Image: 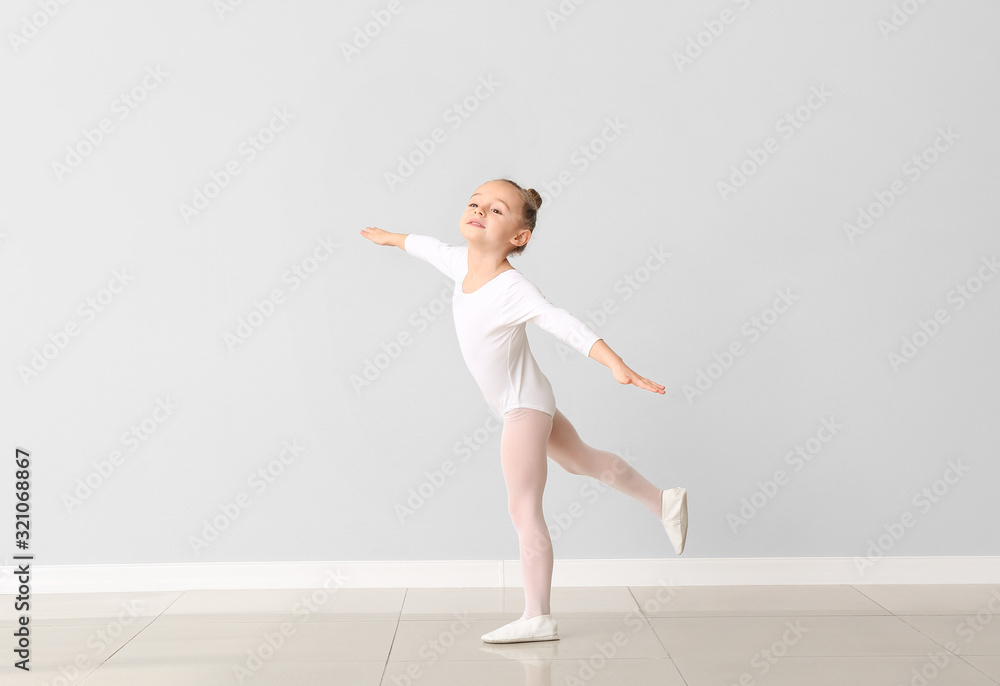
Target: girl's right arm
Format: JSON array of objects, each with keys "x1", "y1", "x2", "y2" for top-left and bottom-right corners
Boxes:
[
  {"x1": 360, "y1": 226, "x2": 407, "y2": 250},
  {"x1": 368, "y1": 230, "x2": 466, "y2": 282}
]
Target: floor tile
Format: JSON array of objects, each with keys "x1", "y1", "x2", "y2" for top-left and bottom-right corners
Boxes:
[
  {"x1": 630, "y1": 583, "x2": 889, "y2": 616},
  {"x1": 381, "y1": 657, "x2": 685, "y2": 685},
  {"x1": 0, "y1": 591, "x2": 180, "y2": 625},
  {"x1": 5, "y1": 621, "x2": 150, "y2": 669},
  {"x1": 854, "y1": 584, "x2": 1000, "y2": 614},
  {"x1": 75, "y1": 661, "x2": 386, "y2": 685},
  {"x1": 398, "y1": 586, "x2": 509, "y2": 619},
  {"x1": 159, "y1": 587, "x2": 404, "y2": 622},
  {"x1": 964, "y1": 655, "x2": 1000, "y2": 681},
  {"x1": 899, "y1": 614, "x2": 1000, "y2": 655},
  {"x1": 401, "y1": 585, "x2": 639, "y2": 618},
  {"x1": 103, "y1": 619, "x2": 396, "y2": 664},
  {"x1": 0, "y1": 665, "x2": 99, "y2": 686},
  {"x1": 671, "y1": 654, "x2": 999, "y2": 686},
  {"x1": 650, "y1": 615, "x2": 951, "y2": 657}
]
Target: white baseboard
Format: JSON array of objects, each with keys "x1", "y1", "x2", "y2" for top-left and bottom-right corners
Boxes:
[{"x1": 1, "y1": 557, "x2": 998, "y2": 594}]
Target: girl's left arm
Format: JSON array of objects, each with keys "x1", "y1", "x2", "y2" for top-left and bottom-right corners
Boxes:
[
  {"x1": 588, "y1": 339, "x2": 665, "y2": 395},
  {"x1": 508, "y1": 279, "x2": 665, "y2": 395}
]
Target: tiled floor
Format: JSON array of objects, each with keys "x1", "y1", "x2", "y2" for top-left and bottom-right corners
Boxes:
[{"x1": 1, "y1": 584, "x2": 998, "y2": 685}]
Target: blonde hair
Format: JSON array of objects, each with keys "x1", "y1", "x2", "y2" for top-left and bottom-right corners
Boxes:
[{"x1": 494, "y1": 178, "x2": 542, "y2": 257}]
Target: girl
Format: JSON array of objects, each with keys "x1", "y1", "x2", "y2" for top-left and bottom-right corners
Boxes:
[{"x1": 360, "y1": 178, "x2": 687, "y2": 644}]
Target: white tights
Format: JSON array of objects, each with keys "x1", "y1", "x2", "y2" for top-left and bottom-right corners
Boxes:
[{"x1": 499, "y1": 406, "x2": 664, "y2": 620}]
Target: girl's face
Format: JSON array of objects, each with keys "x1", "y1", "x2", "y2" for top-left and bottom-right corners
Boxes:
[{"x1": 459, "y1": 181, "x2": 528, "y2": 255}]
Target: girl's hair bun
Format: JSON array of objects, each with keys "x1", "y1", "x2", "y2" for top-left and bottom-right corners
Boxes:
[{"x1": 526, "y1": 188, "x2": 542, "y2": 210}]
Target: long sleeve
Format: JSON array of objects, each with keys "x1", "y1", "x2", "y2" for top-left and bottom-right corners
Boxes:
[
  {"x1": 504, "y1": 278, "x2": 601, "y2": 358},
  {"x1": 403, "y1": 234, "x2": 467, "y2": 282}
]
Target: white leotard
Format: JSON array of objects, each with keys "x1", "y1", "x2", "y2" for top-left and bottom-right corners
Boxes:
[{"x1": 404, "y1": 233, "x2": 601, "y2": 420}]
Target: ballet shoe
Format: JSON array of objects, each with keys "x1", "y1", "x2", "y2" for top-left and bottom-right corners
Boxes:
[
  {"x1": 660, "y1": 487, "x2": 688, "y2": 555},
  {"x1": 481, "y1": 614, "x2": 560, "y2": 643}
]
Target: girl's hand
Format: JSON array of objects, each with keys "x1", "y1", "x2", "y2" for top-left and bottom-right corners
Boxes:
[
  {"x1": 612, "y1": 362, "x2": 666, "y2": 394},
  {"x1": 360, "y1": 226, "x2": 394, "y2": 246}
]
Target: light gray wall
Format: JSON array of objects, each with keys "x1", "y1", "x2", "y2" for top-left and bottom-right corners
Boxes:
[{"x1": 1, "y1": 0, "x2": 997, "y2": 568}]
